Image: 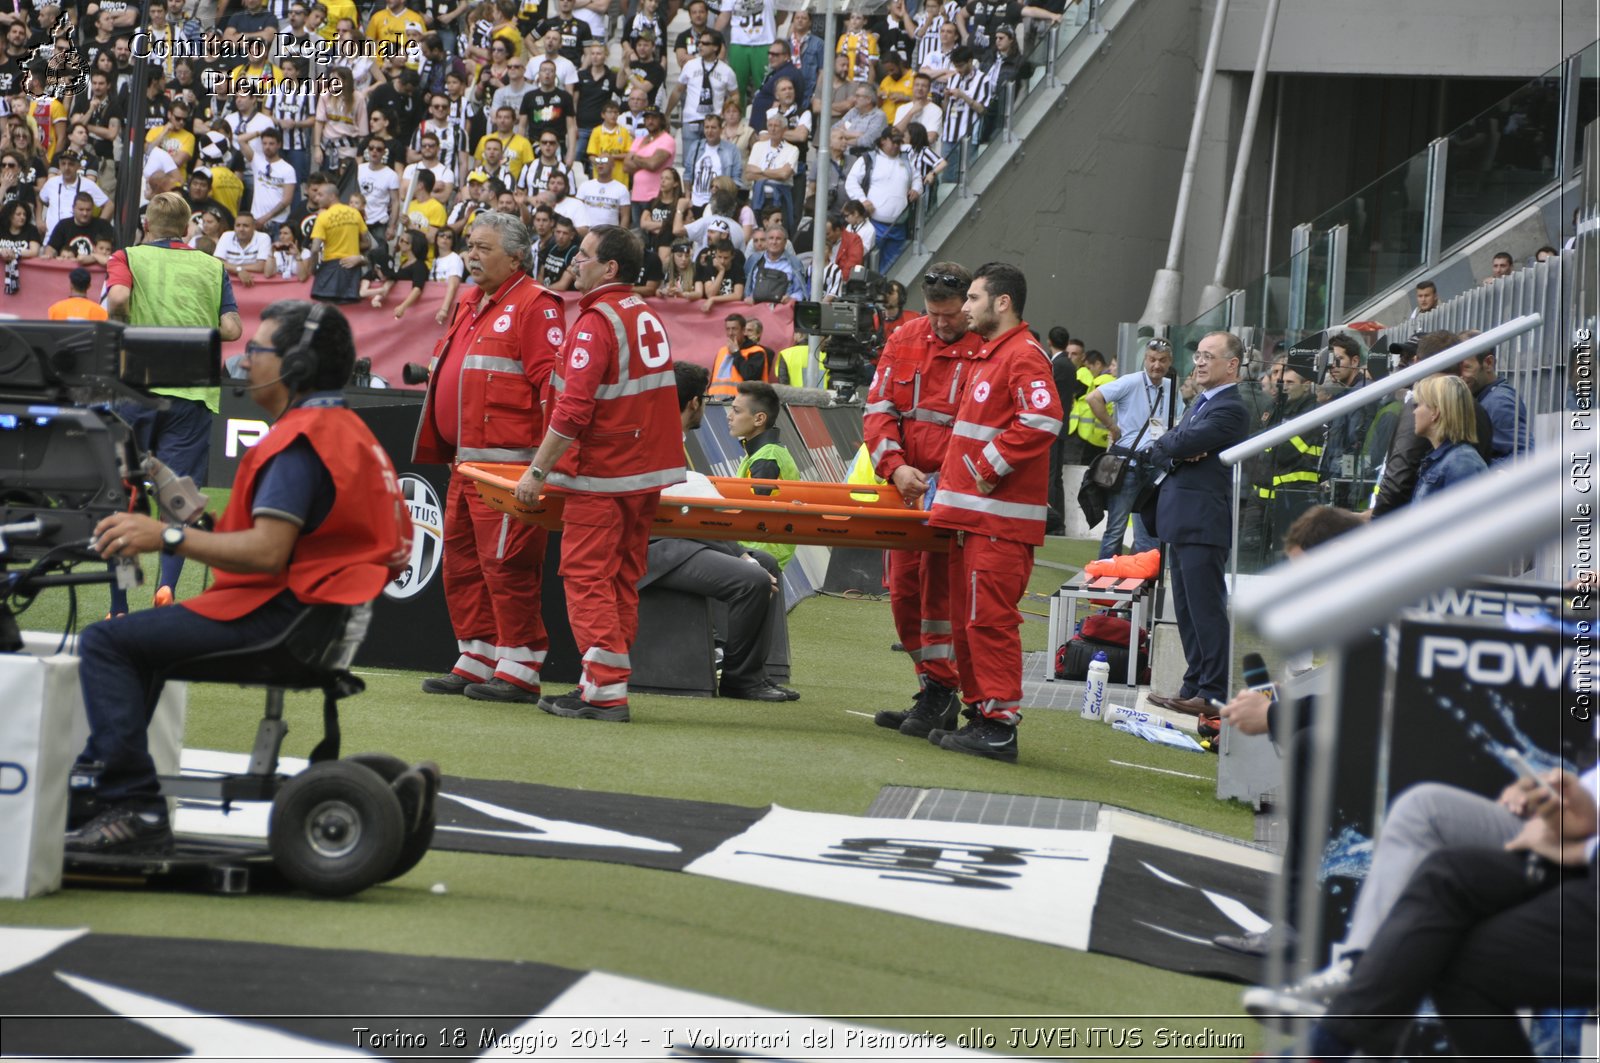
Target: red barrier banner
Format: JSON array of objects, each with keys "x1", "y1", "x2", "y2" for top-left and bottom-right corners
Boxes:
[{"x1": 16, "y1": 258, "x2": 796, "y2": 387}]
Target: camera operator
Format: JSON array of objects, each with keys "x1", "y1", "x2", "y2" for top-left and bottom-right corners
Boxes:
[
  {"x1": 66, "y1": 301, "x2": 412, "y2": 855},
  {"x1": 103, "y1": 192, "x2": 243, "y2": 614},
  {"x1": 867, "y1": 261, "x2": 980, "y2": 741}
]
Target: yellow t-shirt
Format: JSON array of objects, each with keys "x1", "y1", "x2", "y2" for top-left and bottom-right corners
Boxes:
[
  {"x1": 228, "y1": 61, "x2": 283, "y2": 89},
  {"x1": 836, "y1": 30, "x2": 878, "y2": 81},
  {"x1": 146, "y1": 125, "x2": 197, "y2": 182},
  {"x1": 491, "y1": 22, "x2": 525, "y2": 59},
  {"x1": 878, "y1": 70, "x2": 914, "y2": 123},
  {"x1": 476, "y1": 133, "x2": 534, "y2": 180},
  {"x1": 585, "y1": 125, "x2": 633, "y2": 186},
  {"x1": 403, "y1": 197, "x2": 448, "y2": 262},
  {"x1": 310, "y1": 201, "x2": 367, "y2": 260},
  {"x1": 207, "y1": 165, "x2": 244, "y2": 214},
  {"x1": 366, "y1": 6, "x2": 426, "y2": 52},
  {"x1": 319, "y1": 0, "x2": 359, "y2": 37}
]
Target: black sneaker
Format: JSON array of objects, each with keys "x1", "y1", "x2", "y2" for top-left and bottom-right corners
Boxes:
[
  {"x1": 538, "y1": 691, "x2": 631, "y2": 722},
  {"x1": 939, "y1": 715, "x2": 1019, "y2": 762},
  {"x1": 421, "y1": 673, "x2": 473, "y2": 695},
  {"x1": 874, "y1": 688, "x2": 923, "y2": 730},
  {"x1": 463, "y1": 677, "x2": 539, "y2": 703},
  {"x1": 898, "y1": 681, "x2": 959, "y2": 738},
  {"x1": 925, "y1": 700, "x2": 975, "y2": 746},
  {"x1": 65, "y1": 805, "x2": 174, "y2": 855}
]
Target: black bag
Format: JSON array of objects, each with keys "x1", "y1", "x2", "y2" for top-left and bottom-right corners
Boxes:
[
  {"x1": 750, "y1": 265, "x2": 790, "y2": 304},
  {"x1": 1085, "y1": 419, "x2": 1153, "y2": 491}
]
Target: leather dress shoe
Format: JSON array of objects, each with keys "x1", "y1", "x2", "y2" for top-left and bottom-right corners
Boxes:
[
  {"x1": 721, "y1": 680, "x2": 796, "y2": 702},
  {"x1": 1164, "y1": 695, "x2": 1213, "y2": 716},
  {"x1": 1145, "y1": 691, "x2": 1183, "y2": 710}
]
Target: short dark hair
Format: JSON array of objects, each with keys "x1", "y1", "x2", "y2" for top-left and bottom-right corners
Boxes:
[
  {"x1": 972, "y1": 261, "x2": 1026, "y2": 315},
  {"x1": 1416, "y1": 279, "x2": 1437, "y2": 293},
  {"x1": 675, "y1": 360, "x2": 710, "y2": 411},
  {"x1": 1283, "y1": 505, "x2": 1364, "y2": 554},
  {"x1": 920, "y1": 260, "x2": 970, "y2": 302},
  {"x1": 1492, "y1": 250, "x2": 1513, "y2": 265},
  {"x1": 1327, "y1": 333, "x2": 1362, "y2": 361},
  {"x1": 259, "y1": 299, "x2": 356, "y2": 391},
  {"x1": 1414, "y1": 329, "x2": 1458, "y2": 360},
  {"x1": 736, "y1": 379, "x2": 779, "y2": 428},
  {"x1": 415, "y1": 168, "x2": 436, "y2": 191},
  {"x1": 700, "y1": 28, "x2": 723, "y2": 47},
  {"x1": 951, "y1": 45, "x2": 975, "y2": 65},
  {"x1": 1048, "y1": 326, "x2": 1070, "y2": 348},
  {"x1": 589, "y1": 224, "x2": 642, "y2": 284},
  {"x1": 724, "y1": 312, "x2": 747, "y2": 327},
  {"x1": 553, "y1": 212, "x2": 576, "y2": 232},
  {"x1": 259, "y1": 126, "x2": 282, "y2": 142},
  {"x1": 1086, "y1": 350, "x2": 1107, "y2": 369}
]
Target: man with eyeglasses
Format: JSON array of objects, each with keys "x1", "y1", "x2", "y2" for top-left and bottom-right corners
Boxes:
[
  {"x1": 868, "y1": 262, "x2": 983, "y2": 742},
  {"x1": 668, "y1": 29, "x2": 738, "y2": 161},
  {"x1": 1143, "y1": 331, "x2": 1250, "y2": 718},
  {"x1": 748, "y1": 38, "x2": 801, "y2": 129},
  {"x1": 521, "y1": 130, "x2": 581, "y2": 198},
  {"x1": 1084, "y1": 336, "x2": 1181, "y2": 558},
  {"x1": 414, "y1": 211, "x2": 566, "y2": 704},
  {"x1": 410, "y1": 93, "x2": 470, "y2": 184},
  {"x1": 514, "y1": 225, "x2": 685, "y2": 722}
]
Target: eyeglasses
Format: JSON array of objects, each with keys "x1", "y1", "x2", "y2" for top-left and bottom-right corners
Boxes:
[
  {"x1": 540, "y1": 138, "x2": 557, "y2": 145},
  {"x1": 923, "y1": 271, "x2": 965, "y2": 291},
  {"x1": 242, "y1": 341, "x2": 277, "y2": 360},
  {"x1": 1192, "y1": 353, "x2": 1232, "y2": 364},
  {"x1": 767, "y1": 48, "x2": 784, "y2": 55},
  {"x1": 0, "y1": 162, "x2": 18, "y2": 169},
  {"x1": 1145, "y1": 338, "x2": 1171, "y2": 351}
]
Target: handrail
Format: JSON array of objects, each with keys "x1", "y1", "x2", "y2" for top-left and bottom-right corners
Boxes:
[
  {"x1": 1234, "y1": 447, "x2": 1569, "y2": 653},
  {"x1": 1218, "y1": 312, "x2": 1542, "y2": 465}
]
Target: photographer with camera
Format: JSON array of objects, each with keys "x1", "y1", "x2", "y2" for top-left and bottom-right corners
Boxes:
[
  {"x1": 104, "y1": 192, "x2": 243, "y2": 614},
  {"x1": 867, "y1": 261, "x2": 981, "y2": 741},
  {"x1": 66, "y1": 301, "x2": 412, "y2": 855}
]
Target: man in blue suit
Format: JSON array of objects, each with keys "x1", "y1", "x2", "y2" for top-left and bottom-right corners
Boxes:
[{"x1": 1144, "y1": 330, "x2": 1252, "y2": 716}]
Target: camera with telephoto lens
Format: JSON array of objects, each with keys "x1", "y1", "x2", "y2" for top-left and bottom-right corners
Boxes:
[
  {"x1": 401, "y1": 361, "x2": 431, "y2": 386},
  {"x1": 0, "y1": 320, "x2": 219, "y2": 651},
  {"x1": 792, "y1": 267, "x2": 888, "y2": 401}
]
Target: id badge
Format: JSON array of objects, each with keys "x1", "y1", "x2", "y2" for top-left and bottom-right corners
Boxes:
[{"x1": 1146, "y1": 417, "x2": 1167, "y2": 443}]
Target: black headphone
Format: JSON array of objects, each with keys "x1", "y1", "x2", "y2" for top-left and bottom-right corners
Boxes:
[{"x1": 279, "y1": 301, "x2": 326, "y2": 393}]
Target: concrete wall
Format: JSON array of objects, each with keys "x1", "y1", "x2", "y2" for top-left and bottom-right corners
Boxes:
[{"x1": 1207, "y1": 0, "x2": 1586, "y2": 78}]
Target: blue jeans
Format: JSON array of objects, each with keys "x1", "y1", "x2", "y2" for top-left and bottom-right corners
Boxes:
[
  {"x1": 873, "y1": 218, "x2": 907, "y2": 271},
  {"x1": 111, "y1": 397, "x2": 213, "y2": 611},
  {"x1": 74, "y1": 591, "x2": 305, "y2": 810},
  {"x1": 750, "y1": 179, "x2": 793, "y2": 230},
  {"x1": 1097, "y1": 458, "x2": 1158, "y2": 558}
]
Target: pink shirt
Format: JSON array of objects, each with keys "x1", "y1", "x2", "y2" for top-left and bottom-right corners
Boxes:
[{"x1": 628, "y1": 131, "x2": 675, "y2": 203}]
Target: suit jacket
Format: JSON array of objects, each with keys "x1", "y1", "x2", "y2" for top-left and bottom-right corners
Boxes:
[
  {"x1": 1145, "y1": 384, "x2": 1250, "y2": 548},
  {"x1": 638, "y1": 536, "x2": 743, "y2": 590}
]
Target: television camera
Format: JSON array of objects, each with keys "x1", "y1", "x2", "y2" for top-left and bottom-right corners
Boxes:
[
  {"x1": 0, "y1": 320, "x2": 220, "y2": 651},
  {"x1": 792, "y1": 267, "x2": 888, "y2": 400}
]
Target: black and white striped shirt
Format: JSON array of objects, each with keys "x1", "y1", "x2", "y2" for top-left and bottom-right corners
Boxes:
[
  {"x1": 268, "y1": 85, "x2": 315, "y2": 153},
  {"x1": 519, "y1": 157, "x2": 581, "y2": 195},
  {"x1": 411, "y1": 119, "x2": 471, "y2": 172},
  {"x1": 939, "y1": 62, "x2": 990, "y2": 144}
]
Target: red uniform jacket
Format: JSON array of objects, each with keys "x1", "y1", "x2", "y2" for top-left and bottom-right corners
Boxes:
[
  {"x1": 186, "y1": 405, "x2": 413, "y2": 621},
  {"x1": 863, "y1": 315, "x2": 982, "y2": 482},
  {"x1": 412, "y1": 271, "x2": 566, "y2": 465},
  {"x1": 928, "y1": 322, "x2": 1063, "y2": 545},
  {"x1": 543, "y1": 283, "x2": 686, "y2": 495}
]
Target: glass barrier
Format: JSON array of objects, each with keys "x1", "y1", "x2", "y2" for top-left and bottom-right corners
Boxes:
[
  {"x1": 1310, "y1": 151, "x2": 1429, "y2": 313},
  {"x1": 1439, "y1": 62, "x2": 1563, "y2": 251}
]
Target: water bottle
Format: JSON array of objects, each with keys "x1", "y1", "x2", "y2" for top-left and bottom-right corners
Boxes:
[{"x1": 1080, "y1": 651, "x2": 1109, "y2": 721}]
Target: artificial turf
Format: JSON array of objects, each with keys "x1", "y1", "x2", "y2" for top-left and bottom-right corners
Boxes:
[{"x1": 4, "y1": 531, "x2": 1265, "y2": 1055}]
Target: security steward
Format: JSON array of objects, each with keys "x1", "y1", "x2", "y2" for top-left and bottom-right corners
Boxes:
[
  {"x1": 67, "y1": 301, "x2": 412, "y2": 854},
  {"x1": 708, "y1": 312, "x2": 775, "y2": 397},
  {"x1": 865, "y1": 261, "x2": 982, "y2": 740},
  {"x1": 515, "y1": 225, "x2": 685, "y2": 723},
  {"x1": 414, "y1": 212, "x2": 566, "y2": 703},
  {"x1": 925, "y1": 262, "x2": 1062, "y2": 763},
  {"x1": 1245, "y1": 350, "x2": 1322, "y2": 562}
]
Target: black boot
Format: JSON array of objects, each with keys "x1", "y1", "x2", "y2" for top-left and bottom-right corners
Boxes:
[{"x1": 898, "y1": 681, "x2": 959, "y2": 738}]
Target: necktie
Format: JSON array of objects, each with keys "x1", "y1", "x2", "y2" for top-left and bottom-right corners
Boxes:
[{"x1": 698, "y1": 60, "x2": 713, "y2": 110}]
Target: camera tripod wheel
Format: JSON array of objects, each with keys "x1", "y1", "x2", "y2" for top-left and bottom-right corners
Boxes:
[
  {"x1": 268, "y1": 760, "x2": 406, "y2": 897},
  {"x1": 345, "y1": 752, "x2": 441, "y2": 883}
]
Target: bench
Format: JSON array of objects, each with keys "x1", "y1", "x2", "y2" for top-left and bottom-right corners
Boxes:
[{"x1": 1046, "y1": 573, "x2": 1154, "y2": 687}]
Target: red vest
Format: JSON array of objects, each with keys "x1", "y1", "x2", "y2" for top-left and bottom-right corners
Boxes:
[
  {"x1": 863, "y1": 315, "x2": 982, "y2": 480},
  {"x1": 928, "y1": 322, "x2": 1063, "y2": 545},
  {"x1": 185, "y1": 405, "x2": 413, "y2": 621},
  {"x1": 543, "y1": 283, "x2": 686, "y2": 495},
  {"x1": 412, "y1": 271, "x2": 565, "y2": 465}
]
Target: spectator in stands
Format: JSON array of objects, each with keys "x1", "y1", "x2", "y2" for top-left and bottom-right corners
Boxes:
[
  {"x1": 1410, "y1": 375, "x2": 1487, "y2": 502},
  {"x1": 38, "y1": 149, "x2": 106, "y2": 239},
  {"x1": 187, "y1": 209, "x2": 226, "y2": 252},
  {"x1": 845, "y1": 126, "x2": 917, "y2": 269},
  {"x1": 249, "y1": 128, "x2": 297, "y2": 230},
  {"x1": 271, "y1": 224, "x2": 311, "y2": 281},
  {"x1": 684, "y1": 175, "x2": 745, "y2": 252},
  {"x1": 785, "y1": 7, "x2": 823, "y2": 102},
  {"x1": 685, "y1": 113, "x2": 743, "y2": 213},
  {"x1": 645, "y1": 362, "x2": 797, "y2": 702},
  {"x1": 1457, "y1": 341, "x2": 1527, "y2": 466},
  {"x1": 696, "y1": 242, "x2": 745, "y2": 311},
  {"x1": 639, "y1": 166, "x2": 687, "y2": 265},
  {"x1": 659, "y1": 239, "x2": 696, "y2": 299},
  {"x1": 623, "y1": 28, "x2": 666, "y2": 102},
  {"x1": 894, "y1": 71, "x2": 943, "y2": 143},
  {"x1": 574, "y1": 154, "x2": 628, "y2": 230},
  {"x1": 490, "y1": 55, "x2": 535, "y2": 117},
  {"x1": 938, "y1": 45, "x2": 989, "y2": 178},
  {"x1": 749, "y1": 38, "x2": 801, "y2": 130},
  {"x1": 832, "y1": 82, "x2": 887, "y2": 156},
  {"x1": 624, "y1": 104, "x2": 675, "y2": 225},
  {"x1": 364, "y1": 229, "x2": 432, "y2": 318},
  {"x1": 671, "y1": 29, "x2": 738, "y2": 161},
  {"x1": 585, "y1": 100, "x2": 632, "y2": 175},
  {"x1": 1411, "y1": 278, "x2": 1438, "y2": 318},
  {"x1": 1370, "y1": 332, "x2": 1494, "y2": 517},
  {"x1": 1481, "y1": 249, "x2": 1514, "y2": 285},
  {"x1": 745, "y1": 225, "x2": 806, "y2": 303},
  {"x1": 842, "y1": 198, "x2": 875, "y2": 257},
  {"x1": 482, "y1": 104, "x2": 534, "y2": 179},
  {"x1": 572, "y1": 42, "x2": 621, "y2": 159},
  {"x1": 48, "y1": 267, "x2": 108, "y2": 320},
  {"x1": 1536, "y1": 244, "x2": 1559, "y2": 262},
  {"x1": 214, "y1": 212, "x2": 273, "y2": 288},
  {"x1": 720, "y1": 98, "x2": 756, "y2": 157},
  {"x1": 746, "y1": 113, "x2": 799, "y2": 230},
  {"x1": 673, "y1": 0, "x2": 714, "y2": 69},
  {"x1": 538, "y1": 211, "x2": 578, "y2": 289},
  {"x1": 43, "y1": 191, "x2": 115, "y2": 262}
]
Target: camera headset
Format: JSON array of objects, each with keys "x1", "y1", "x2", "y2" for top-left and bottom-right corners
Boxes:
[{"x1": 234, "y1": 301, "x2": 326, "y2": 396}]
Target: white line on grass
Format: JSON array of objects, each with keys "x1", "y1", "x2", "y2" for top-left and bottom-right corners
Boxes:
[
  {"x1": 844, "y1": 710, "x2": 875, "y2": 719},
  {"x1": 1109, "y1": 759, "x2": 1212, "y2": 782}
]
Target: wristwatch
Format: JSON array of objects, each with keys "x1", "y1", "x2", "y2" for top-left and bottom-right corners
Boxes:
[
  {"x1": 527, "y1": 465, "x2": 547, "y2": 481},
  {"x1": 161, "y1": 525, "x2": 186, "y2": 556}
]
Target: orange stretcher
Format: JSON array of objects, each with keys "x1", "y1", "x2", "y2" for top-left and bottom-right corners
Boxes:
[{"x1": 458, "y1": 462, "x2": 951, "y2": 552}]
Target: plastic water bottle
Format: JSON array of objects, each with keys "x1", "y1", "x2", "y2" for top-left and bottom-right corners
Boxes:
[
  {"x1": 1103, "y1": 704, "x2": 1178, "y2": 730},
  {"x1": 1080, "y1": 652, "x2": 1109, "y2": 721}
]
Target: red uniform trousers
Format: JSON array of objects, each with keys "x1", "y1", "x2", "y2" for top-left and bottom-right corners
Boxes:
[
  {"x1": 947, "y1": 531, "x2": 1034, "y2": 724},
  {"x1": 443, "y1": 472, "x2": 550, "y2": 692},
  {"x1": 887, "y1": 547, "x2": 958, "y2": 689},
  {"x1": 558, "y1": 490, "x2": 660, "y2": 706}
]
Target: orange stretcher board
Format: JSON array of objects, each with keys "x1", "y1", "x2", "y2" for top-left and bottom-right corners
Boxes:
[{"x1": 458, "y1": 462, "x2": 951, "y2": 552}]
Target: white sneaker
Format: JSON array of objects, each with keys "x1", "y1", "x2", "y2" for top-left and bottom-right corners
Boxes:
[{"x1": 1241, "y1": 957, "x2": 1355, "y2": 1028}]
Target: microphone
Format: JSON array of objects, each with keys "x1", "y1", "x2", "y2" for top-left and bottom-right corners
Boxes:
[
  {"x1": 233, "y1": 373, "x2": 285, "y2": 397},
  {"x1": 1242, "y1": 652, "x2": 1276, "y2": 699}
]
